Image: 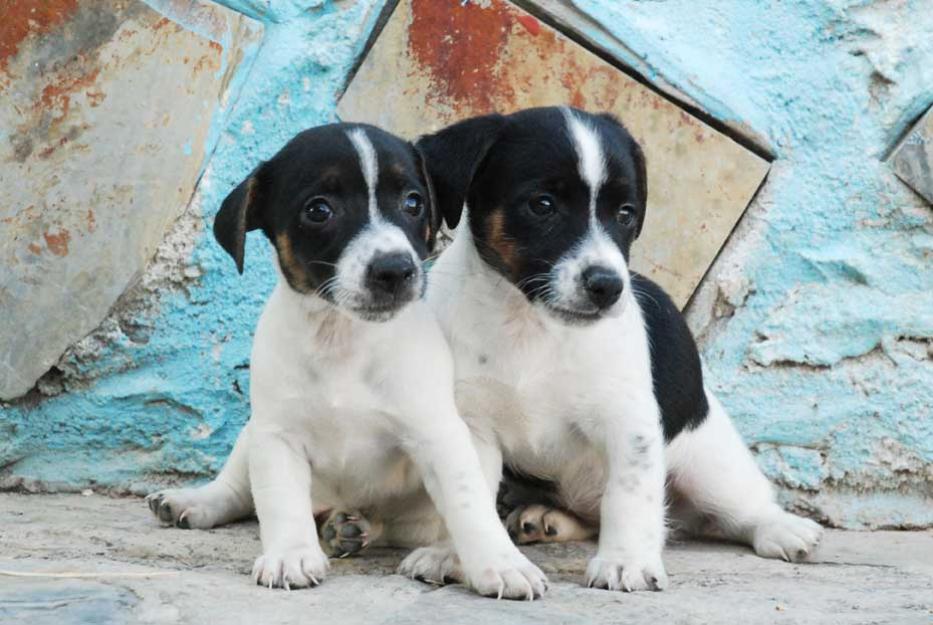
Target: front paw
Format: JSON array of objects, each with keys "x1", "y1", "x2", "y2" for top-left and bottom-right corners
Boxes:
[
  {"x1": 399, "y1": 545, "x2": 548, "y2": 600},
  {"x1": 464, "y1": 550, "x2": 548, "y2": 600},
  {"x1": 585, "y1": 554, "x2": 668, "y2": 592},
  {"x1": 399, "y1": 545, "x2": 464, "y2": 585},
  {"x1": 252, "y1": 545, "x2": 329, "y2": 590}
]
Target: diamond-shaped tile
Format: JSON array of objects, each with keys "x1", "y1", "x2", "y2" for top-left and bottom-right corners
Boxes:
[
  {"x1": 338, "y1": 0, "x2": 769, "y2": 308},
  {"x1": 889, "y1": 106, "x2": 933, "y2": 206}
]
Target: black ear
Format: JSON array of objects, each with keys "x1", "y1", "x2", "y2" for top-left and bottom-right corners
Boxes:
[
  {"x1": 413, "y1": 144, "x2": 440, "y2": 251},
  {"x1": 598, "y1": 112, "x2": 648, "y2": 239},
  {"x1": 415, "y1": 114, "x2": 506, "y2": 229},
  {"x1": 213, "y1": 163, "x2": 267, "y2": 274},
  {"x1": 631, "y1": 139, "x2": 648, "y2": 239}
]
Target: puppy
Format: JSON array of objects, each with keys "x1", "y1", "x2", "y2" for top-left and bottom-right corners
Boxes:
[
  {"x1": 147, "y1": 123, "x2": 546, "y2": 599},
  {"x1": 413, "y1": 107, "x2": 823, "y2": 592}
]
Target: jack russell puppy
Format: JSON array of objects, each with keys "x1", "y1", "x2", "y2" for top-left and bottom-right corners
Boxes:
[
  {"x1": 146, "y1": 123, "x2": 546, "y2": 599},
  {"x1": 411, "y1": 107, "x2": 823, "y2": 592}
]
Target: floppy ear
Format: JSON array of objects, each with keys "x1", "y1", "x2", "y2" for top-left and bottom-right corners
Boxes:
[
  {"x1": 413, "y1": 144, "x2": 440, "y2": 251},
  {"x1": 213, "y1": 163, "x2": 267, "y2": 274},
  {"x1": 598, "y1": 112, "x2": 648, "y2": 239},
  {"x1": 630, "y1": 139, "x2": 648, "y2": 239},
  {"x1": 415, "y1": 114, "x2": 506, "y2": 229}
]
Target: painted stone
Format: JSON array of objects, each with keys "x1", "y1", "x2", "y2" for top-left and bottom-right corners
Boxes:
[
  {"x1": 0, "y1": 0, "x2": 260, "y2": 399},
  {"x1": 338, "y1": 0, "x2": 770, "y2": 308},
  {"x1": 889, "y1": 105, "x2": 933, "y2": 206}
]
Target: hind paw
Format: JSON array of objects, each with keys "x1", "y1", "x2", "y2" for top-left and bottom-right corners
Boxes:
[
  {"x1": 319, "y1": 510, "x2": 372, "y2": 557},
  {"x1": 753, "y1": 511, "x2": 823, "y2": 562},
  {"x1": 505, "y1": 504, "x2": 594, "y2": 544}
]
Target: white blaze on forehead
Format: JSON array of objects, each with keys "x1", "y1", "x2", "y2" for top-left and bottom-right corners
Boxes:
[
  {"x1": 346, "y1": 128, "x2": 381, "y2": 223},
  {"x1": 551, "y1": 109, "x2": 631, "y2": 317},
  {"x1": 562, "y1": 107, "x2": 607, "y2": 220}
]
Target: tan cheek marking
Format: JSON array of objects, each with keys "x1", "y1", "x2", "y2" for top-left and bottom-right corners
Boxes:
[
  {"x1": 275, "y1": 232, "x2": 312, "y2": 293},
  {"x1": 486, "y1": 208, "x2": 519, "y2": 278}
]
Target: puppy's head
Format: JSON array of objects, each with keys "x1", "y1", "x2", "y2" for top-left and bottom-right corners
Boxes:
[
  {"x1": 418, "y1": 107, "x2": 647, "y2": 326},
  {"x1": 215, "y1": 123, "x2": 439, "y2": 322}
]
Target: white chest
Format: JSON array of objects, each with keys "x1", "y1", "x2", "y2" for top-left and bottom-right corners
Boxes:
[{"x1": 438, "y1": 281, "x2": 653, "y2": 475}]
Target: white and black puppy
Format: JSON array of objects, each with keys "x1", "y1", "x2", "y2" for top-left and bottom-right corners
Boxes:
[
  {"x1": 415, "y1": 107, "x2": 823, "y2": 592},
  {"x1": 147, "y1": 123, "x2": 546, "y2": 599}
]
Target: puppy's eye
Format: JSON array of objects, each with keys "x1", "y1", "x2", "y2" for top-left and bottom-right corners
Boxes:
[
  {"x1": 615, "y1": 204, "x2": 637, "y2": 228},
  {"x1": 528, "y1": 194, "x2": 556, "y2": 217},
  {"x1": 301, "y1": 198, "x2": 333, "y2": 226},
  {"x1": 403, "y1": 192, "x2": 424, "y2": 217}
]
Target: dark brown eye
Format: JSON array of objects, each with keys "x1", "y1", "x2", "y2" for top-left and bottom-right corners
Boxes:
[
  {"x1": 528, "y1": 194, "x2": 556, "y2": 217},
  {"x1": 615, "y1": 204, "x2": 637, "y2": 228},
  {"x1": 403, "y1": 192, "x2": 424, "y2": 217},
  {"x1": 301, "y1": 198, "x2": 332, "y2": 226}
]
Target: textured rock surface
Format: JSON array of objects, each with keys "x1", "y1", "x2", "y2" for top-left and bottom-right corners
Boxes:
[
  {"x1": 1, "y1": 494, "x2": 932, "y2": 625},
  {"x1": 0, "y1": 0, "x2": 930, "y2": 529},
  {"x1": 0, "y1": 0, "x2": 259, "y2": 399}
]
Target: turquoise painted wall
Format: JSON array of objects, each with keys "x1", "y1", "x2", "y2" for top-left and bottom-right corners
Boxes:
[{"x1": 1, "y1": 0, "x2": 930, "y2": 528}]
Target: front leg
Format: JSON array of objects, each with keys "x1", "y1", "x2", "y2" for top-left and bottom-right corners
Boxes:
[
  {"x1": 585, "y1": 394, "x2": 669, "y2": 592},
  {"x1": 402, "y1": 414, "x2": 547, "y2": 599},
  {"x1": 249, "y1": 425, "x2": 329, "y2": 589}
]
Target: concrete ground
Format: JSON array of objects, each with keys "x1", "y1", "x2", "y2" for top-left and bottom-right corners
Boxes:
[{"x1": 0, "y1": 494, "x2": 931, "y2": 625}]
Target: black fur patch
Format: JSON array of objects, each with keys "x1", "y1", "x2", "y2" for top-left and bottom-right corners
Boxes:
[{"x1": 632, "y1": 273, "x2": 709, "y2": 440}]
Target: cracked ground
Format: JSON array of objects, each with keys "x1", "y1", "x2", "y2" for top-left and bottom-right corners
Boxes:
[{"x1": 1, "y1": 493, "x2": 931, "y2": 624}]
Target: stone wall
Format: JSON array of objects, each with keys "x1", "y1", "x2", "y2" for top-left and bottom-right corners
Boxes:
[{"x1": 0, "y1": 0, "x2": 930, "y2": 529}]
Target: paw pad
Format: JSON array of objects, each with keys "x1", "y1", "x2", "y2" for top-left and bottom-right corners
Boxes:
[{"x1": 319, "y1": 510, "x2": 371, "y2": 557}]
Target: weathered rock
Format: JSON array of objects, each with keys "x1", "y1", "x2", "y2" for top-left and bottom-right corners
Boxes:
[{"x1": 0, "y1": 0, "x2": 260, "y2": 399}]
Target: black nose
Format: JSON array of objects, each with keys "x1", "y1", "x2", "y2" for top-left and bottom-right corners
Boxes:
[
  {"x1": 366, "y1": 253, "x2": 417, "y2": 298},
  {"x1": 582, "y1": 266, "x2": 623, "y2": 309}
]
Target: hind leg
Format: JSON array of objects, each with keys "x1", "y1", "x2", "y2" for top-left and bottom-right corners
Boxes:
[
  {"x1": 147, "y1": 425, "x2": 254, "y2": 529},
  {"x1": 666, "y1": 391, "x2": 823, "y2": 561}
]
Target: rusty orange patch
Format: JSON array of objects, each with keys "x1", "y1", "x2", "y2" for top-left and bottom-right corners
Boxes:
[
  {"x1": 516, "y1": 15, "x2": 540, "y2": 36},
  {"x1": 38, "y1": 68, "x2": 101, "y2": 118},
  {"x1": 0, "y1": 0, "x2": 80, "y2": 70},
  {"x1": 43, "y1": 228, "x2": 71, "y2": 257},
  {"x1": 408, "y1": 0, "x2": 512, "y2": 112}
]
